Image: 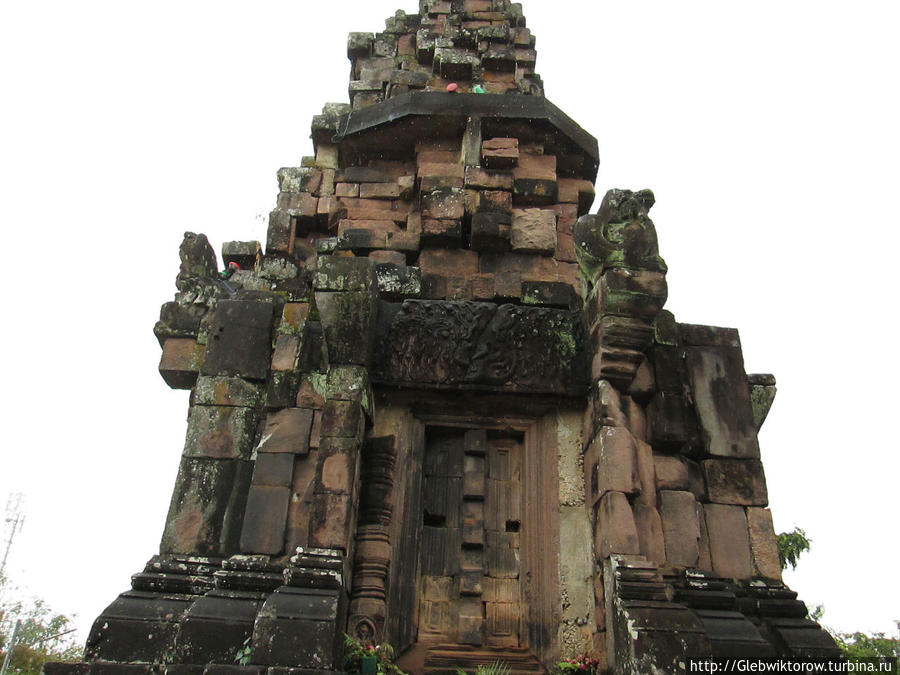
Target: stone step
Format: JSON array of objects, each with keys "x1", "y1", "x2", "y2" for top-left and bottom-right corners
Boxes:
[{"x1": 423, "y1": 644, "x2": 546, "y2": 674}]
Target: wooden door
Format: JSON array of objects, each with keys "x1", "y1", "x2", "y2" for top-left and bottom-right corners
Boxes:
[{"x1": 416, "y1": 428, "x2": 523, "y2": 648}]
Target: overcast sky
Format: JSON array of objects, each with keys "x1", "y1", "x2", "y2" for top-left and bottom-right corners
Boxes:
[{"x1": 1, "y1": 0, "x2": 898, "y2": 646}]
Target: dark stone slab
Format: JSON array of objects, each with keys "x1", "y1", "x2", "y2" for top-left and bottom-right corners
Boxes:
[
  {"x1": 373, "y1": 300, "x2": 587, "y2": 395},
  {"x1": 239, "y1": 485, "x2": 291, "y2": 555},
  {"x1": 250, "y1": 587, "x2": 345, "y2": 669},
  {"x1": 252, "y1": 453, "x2": 296, "y2": 488},
  {"x1": 85, "y1": 592, "x2": 194, "y2": 663},
  {"x1": 172, "y1": 592, "x2": 264, "y2": 665},
  {"x1": 202, "y1": 300, "x2": 275, "y2": 380},
  {"x1": 765, "y1": 618, "x2": 843, "y2": 658},
  {"x1": 257, "y1": 408, "x2": 314, "y2": 455},
  {"x1": 696, "y1": 609, "x2": 777, "y2": 657},
  {"x1": 686, "y1": 346, "x2": 760, "y2": 459},
  {"x1": 521, "y1": 281, "x2": 581, "y2": 310},
  {"x1": 315, "y1": 291, "x2": 377, "y2": 366},
  {"x1": 161, "y1": 458, "x2": 253, "y2": 557},
  {"x1": 42, "y1": 665, "x2": 91, "y2": 675},
  {"x1": 703, "y1": 459, "x2": 769, "y2": 506},
  {"x1": 331, "y1": 92, "x2": 599, "y2": 181}
]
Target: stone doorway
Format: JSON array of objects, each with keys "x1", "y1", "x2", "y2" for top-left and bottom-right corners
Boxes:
[{"x1": 416, "y1": 428, "x2": 524, "y2": 649}]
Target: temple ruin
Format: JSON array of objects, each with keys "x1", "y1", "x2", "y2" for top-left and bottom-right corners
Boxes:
[{"x1": 48, "y1": 1, "x2": 841, "y2": 673}]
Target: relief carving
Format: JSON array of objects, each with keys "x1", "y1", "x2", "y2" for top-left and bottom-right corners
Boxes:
[{"x1": 374, "y1": 301, "x2": 586, "y2": 394}]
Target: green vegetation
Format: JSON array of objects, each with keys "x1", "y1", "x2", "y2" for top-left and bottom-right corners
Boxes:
[
  {"x1": 343, "y1": 633, "x2": 406, "y2": 675},
  {"x1": 776, "y1": 527, "x2": 812, "y2": 571},
  {"x1": 552, "y1": 653, "x2": 601, "y2": 674},
  {"x1": 455, "y1": 662, "x2": 511, "y2": 675},
  {"x1": 0, "y1": 573, "x2": 81, "y2": 674},
  {"x1": 832, "y1": 631, "x2": 899, "y2": 661}
]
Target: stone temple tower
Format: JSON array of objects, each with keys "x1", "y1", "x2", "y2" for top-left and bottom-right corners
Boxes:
[{"x1": 49, "y1": 1, "x2": 841, "y2": 673}]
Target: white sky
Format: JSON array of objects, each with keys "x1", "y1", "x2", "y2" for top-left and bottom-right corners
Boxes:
[{"x1": 1, "y1": 0, "x2": 898, "y2": 647}]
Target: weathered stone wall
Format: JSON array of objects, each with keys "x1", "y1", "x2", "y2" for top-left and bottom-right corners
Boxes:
[{"x1": 51, "y1": 2, "x2": 843, "y2": 673}]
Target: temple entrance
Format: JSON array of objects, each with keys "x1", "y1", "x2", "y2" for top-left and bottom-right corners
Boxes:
[{"x1": 415, "y1": 427, "x2": 525, "y2": 648}]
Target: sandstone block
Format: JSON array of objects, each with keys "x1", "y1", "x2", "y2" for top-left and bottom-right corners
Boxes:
[
  {"x1": 520, "y1": 281, "x2": 578, "y2": 309},
  {"x1": 423, "y1": 189, "x2": 466, "y2": 220},
  {"x1": 313, "y1": 255, "x2": 376, "y2": 292},
  {"x1": 222, "y1": 240, "x2": 261, "y2": 271},
  {"x1": 703, "y1": 459, "x2": 768, "y2": 506},
  {"x1": 633, "y1": 503, "x2": 666, "y2": 566},
  {"x1": 160, "y1": 457, "x2": 252, "y2": 557},
  {"x1": 512, "y1": 178, "x2": 557, "y2": 206},
  {"x1": 271, "y1": 334, "x2": 300, "y2": 372},
  {"x1": 703, "y1": 503, "x2": 753, "y2": 579},
  {"x1": 256, "y1": 408, "x2": 313, "y2": 455},
  {"x1": 194, "y1": 376, "x2": 264, "y2": 408},
  {"x1": 320, "y1": 400, "x2": 364, "y2": 440},
  {"x1": 653, "y1": 455, "x2": 690, "y2": 491},
  {"x1": 308, "y1": 493, "x2": 353, "y2": 551},
  {"x1": 280, "y1": 303, "x2": 310, "y2": 335},
  {"x1": 251, "y1": 453, "x2": 295, "y2": 488},
  {"x1": 510, "y1": 208, "x2": 557, "y2": 254},
  {"x1": 586, "y1": 427, "x2": 639, "y2": 504},
  {"x1": 659, "y1": 490, "x2": 701, "y2": 567},
  {"x1": 358, "y1": 182, "x2": 400, "y2": 200},
  {"x1": 318, "y1": 451, "x2": 355, "y2": 496},
  {"x1": 465, "y1": 166, "x2": 514, "y2": 190},
  {"x1": 184, "y1": 405, "x2": 259, "y2": 460},
  {"x1": 347, "y1": 32, "x2": 374, "y2": 58},
  {"x1": 633, "y1": 439, "x2": 656, "y2": 506},
  {"x1": 159, "y1": 338, "x2": 205, "y2": 389},
  {"x1": 687, "y1": 345, "x2": 760, "y2": 458},
  {"x1": 469, "y1": 212, "x2": 511, "y2": 252},
  {"x1": 422, "y1": 218, "x2": 463, "y2": 246},
  {"x1": 418, "y1": 248, "x2": 479, "y2": 277},
  {"x1": 746, "y1": 507, "x2": 782, "y2": 580},
  {"x1": 239, "y1": 484, "x2": 290, "y2": 554},
  {"x1": 315, "y1": 290, "x2": 376, "y2": 365},
  {"x1": 596, "y1": 491, "x2": 640, "y2": 559},
  {"x1": 482, "y1": 137, "x2": 519, "y2": 169},
  {"x1": 202, "y1": 300, "x2": 275, "y2": 380}
]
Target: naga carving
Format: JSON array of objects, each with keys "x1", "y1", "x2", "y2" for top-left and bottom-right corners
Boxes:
[
  {"x1": 575, "y1": 189, "x2": 669, "y2": 390},
  {"x1": 573, "y1": 188, "x2": 667, "y2": 281}
]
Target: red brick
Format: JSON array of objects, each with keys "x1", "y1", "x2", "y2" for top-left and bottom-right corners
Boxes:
[
  {"x1": 423, "y1": 189, "x2": 466, "y2": 220},
  {"x1": 465, "y1": 167, "x2": 514, "y2": 190},
  {"x1": 359, "y1": 182, "x2": 402, "y2": 199},
  {"x1": 553, "y1": 203, "x2": 579, "y2": 235},
  {"x1": 556, "y1": 233, "x2": 577, "y2": 263},
  {"x1": 481, "y1": 190, "x2": 512, "y2": 212},
  {"x1": 417, "y1": 150, "x2": 460, "y2": 164},
  {"x1": 482, "y1": 137, "x2": 519, "y2": 169},
  {"x1": 368, "y1": 250, "x2": 407, "y2": 265},
  {"x1": 337, "y1": 219, "x2": 402, "y2": 237},
  {"x1": 557, "y1": 262, "x2": 580, "y2": 288},
  {"x1": 342, "y1": 207, "x2": 406, "y2": 223},
  {"x1": 418, "y1": 248, "x2": 479, "y2": 277},
  {"x1": 511, "y1": 208, "x2": 557, "y2": 254},
  {"x1": 271, "y1": 334, "x2": 300, "y2": 372},
  {"x1": 514, "y1": 153, "x2": 556, "y2": 181}
]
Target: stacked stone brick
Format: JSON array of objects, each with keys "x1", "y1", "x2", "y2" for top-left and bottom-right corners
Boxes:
[
  {"x1": 347, "y1": 0, "x2": 542, "y2": 111},
  {"x1": 50, "y1": 2, "x2": 842, "y2": 674}
]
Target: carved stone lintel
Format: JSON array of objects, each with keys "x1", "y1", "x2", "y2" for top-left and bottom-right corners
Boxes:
[{"x1": 374, "y1": 301, "x2": 586, "y2": 394}]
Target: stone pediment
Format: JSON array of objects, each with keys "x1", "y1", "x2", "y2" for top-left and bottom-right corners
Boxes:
[{"x1": 373, "y1": 299, "x2": 588, "y2": 396}]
